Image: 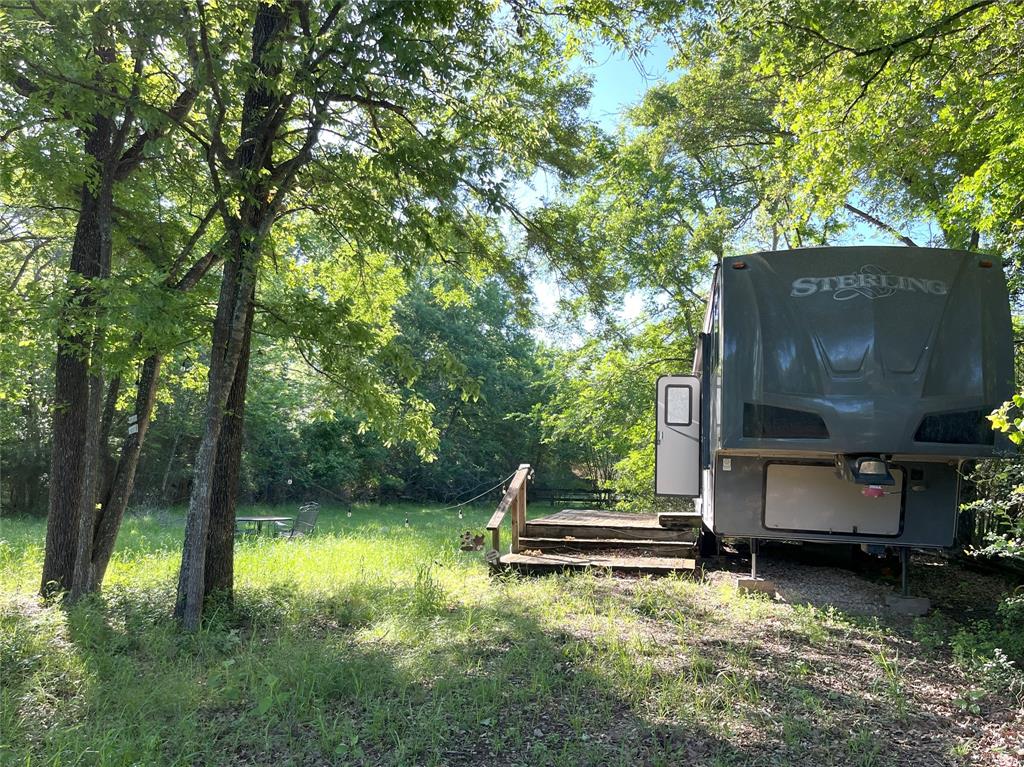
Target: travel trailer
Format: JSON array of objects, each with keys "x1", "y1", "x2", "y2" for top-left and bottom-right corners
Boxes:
[{"x1": 655, "y1": 247, "x2": 1014, "y2": 580}]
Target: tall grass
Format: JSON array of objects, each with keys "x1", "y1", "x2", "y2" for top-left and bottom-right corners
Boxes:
[{"x1": 0, "y1": 503, "x2": 1009, "y2": 766}]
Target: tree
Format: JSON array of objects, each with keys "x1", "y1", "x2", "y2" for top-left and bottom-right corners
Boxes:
[
  {"x1": 170, "y1": 0, "x2": 618, "y2": 628},
  {"x1": 528, "y1": 21, "x2": 812, "y2": 504},
  {"x1": 1, "y1": 0, "x2": 201, "y2": 598},
  {"x1": 381, "y1": 276, "x2": 550, "y2": 499},
  {"x1": 0, "y1": 205, "x2": 62, "y2": 516},
  {"x1": 716, "y1": 0, "x2": 1024, "y2": 267},
  {"x1": 228, "y1": 272, "x2": 550, "y2": 507}
]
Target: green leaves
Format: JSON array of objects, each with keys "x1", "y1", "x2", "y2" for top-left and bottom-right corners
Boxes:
[
  {"x1": 722, "y1": 0, "x2": 1024, "y2": 260},
  {"x1": 989, "y1": 396, "x2": 1024, "y2": 446}
]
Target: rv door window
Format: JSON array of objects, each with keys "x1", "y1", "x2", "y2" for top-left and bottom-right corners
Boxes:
[{"x1": 665, "y1": 385, "x2": 692, "y2": 426}]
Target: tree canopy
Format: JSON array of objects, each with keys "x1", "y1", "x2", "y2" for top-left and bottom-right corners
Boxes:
[{"x1": 1, "y1": 0, "x2": 1021, "y2": 623}]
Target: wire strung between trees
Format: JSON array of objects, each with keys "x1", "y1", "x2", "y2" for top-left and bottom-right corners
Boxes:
[
  {"x1": 304, "y1": 479, "x2": 353, "y2": 505},
  {"x1": 290, "y1": 472, "x2": 516, "y2": 521},
  {"x1": 439, "y1": 471, "x2": 517, "y2": 512}
]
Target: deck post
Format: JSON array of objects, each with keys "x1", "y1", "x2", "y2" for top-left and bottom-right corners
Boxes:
[
  {"x1": 518, "y1": 463, "x2": 530, "y2": 530},
  {"x1": 486, "y1": 464, "x2": 531, "y2": 559},
  {"x1": 511, "y1": 486, "x2": 521, "y2": 554}
]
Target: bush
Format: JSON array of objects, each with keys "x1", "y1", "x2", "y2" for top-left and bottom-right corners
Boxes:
[{"x1": 950, "y1": 600, "x2": 1024, "y2": 709}]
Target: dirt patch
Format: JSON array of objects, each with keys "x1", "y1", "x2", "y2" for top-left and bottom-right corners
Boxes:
[
  {"x1": 703, "y1": 549, "x2": 1018, "y2": 617},
  {"x1": 708, "y1": 558, "x2": 895, "y2": 614}
]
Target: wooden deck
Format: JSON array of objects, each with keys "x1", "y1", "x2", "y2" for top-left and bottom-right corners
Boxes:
[
  {"x1": 523, "y1": 509, "x2": 700, "y2": 542},
  {"x1": 499, "y1": 508, "x2": 699, "y2": 575},
  {"x1": 485, "y1": 468, "x2": 700, "y2": 576},
  {"x1": 501, "y1": 551, "x2": 697, "y2": 575},
  {"x1": 530, "y1": 509, "x2": 671, "y2": 529}
]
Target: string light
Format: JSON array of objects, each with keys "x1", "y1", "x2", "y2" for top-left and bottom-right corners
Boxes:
[
  {"x1": 404, "y1": 515, "x2": 410, "y2": 527},
  {"x1": 346, "y1": 510, "x2": 352, "y2": 518},
  {"x1": 458, "y1": 510, "x2": 464, "y2": 520}
]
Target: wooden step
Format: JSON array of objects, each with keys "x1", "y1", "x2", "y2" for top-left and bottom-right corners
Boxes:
[
  {"x1": 518, "y1": 536, "x2": 696, "y2": 557},
  {"x1": 523, "y1": 521, "x2": 689, "y2": 542},
  {"x1": 498, "y1": 551, "x2": 697, "y2": 575},
  {"x1": 657, "y1": 512, "x2": 703, "y2": 530},
  {"x1": 520, "y1": 524, "x2": 696, "y2": 540}
]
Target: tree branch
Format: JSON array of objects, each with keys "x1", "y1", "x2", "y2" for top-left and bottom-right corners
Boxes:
[
  {"x1": 851, "y1": 0, "x2": 1000, "y2": 59},
  {"x1": 843, "y1": 202, "x2": 917, "y2": 246},
  {"x1": 115, "y1": 82, "x2": 198, "y2": 180}
]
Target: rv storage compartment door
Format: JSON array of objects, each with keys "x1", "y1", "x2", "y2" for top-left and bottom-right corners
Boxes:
[
  {"x1": 655, "y1": 375, "x2": 701, "y2": 497},
  {"x1": 764, "y1": 464, "x2": 904, "y2": 535}
]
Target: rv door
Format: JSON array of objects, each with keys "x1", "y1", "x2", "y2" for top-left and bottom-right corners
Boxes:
[{"x1": 655, "y1": 375, "x2": 701, "y2": 497}]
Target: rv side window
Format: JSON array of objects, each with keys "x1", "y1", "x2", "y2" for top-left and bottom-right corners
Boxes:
[{"x1": 665, "y1": 385, "x2": 692, "y2": 426}]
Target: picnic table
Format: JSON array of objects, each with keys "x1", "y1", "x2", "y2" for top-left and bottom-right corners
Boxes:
[{"x1": 236, "y1": 515, "x2": 293, "y2": 535}]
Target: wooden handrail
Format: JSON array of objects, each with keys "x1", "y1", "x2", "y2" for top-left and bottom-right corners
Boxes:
[{"x1": 486, "y1": 463, "x2": 531, "y2": 555}]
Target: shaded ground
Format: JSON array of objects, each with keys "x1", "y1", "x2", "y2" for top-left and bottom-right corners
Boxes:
[
  {"x1": 706, "y1": 546, "x2": 1016, "y2": 617},
  {"x1": 1, "y1": 506, "x2": 1022, "y2": 766}
]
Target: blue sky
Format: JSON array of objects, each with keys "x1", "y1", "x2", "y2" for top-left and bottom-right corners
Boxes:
[
  {"x1": 529, "y1": 40, "x2": 677, "y2": 325},
  {"x1": 528, "y1": 37, "x2": 929, "y2": 334},
  {"x1": 581, "y1": 40, "x2": 675, "y2": 129}
]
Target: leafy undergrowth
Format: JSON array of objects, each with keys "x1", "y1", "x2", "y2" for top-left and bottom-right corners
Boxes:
[{"x1": 1, "y1": 505, "x2": 1022, "y2": 766}]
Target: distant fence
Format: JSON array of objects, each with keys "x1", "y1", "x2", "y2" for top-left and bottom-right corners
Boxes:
[{"x1": 529, "y1": 487, "x2": 618, "y2": 508}]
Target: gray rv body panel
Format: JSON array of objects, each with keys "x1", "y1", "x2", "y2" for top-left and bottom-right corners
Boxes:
[
  {"x1": 719, "y1": 247, "x2": 1013, "y2": 456},
  {"x1": 692, "y1": 246, "x2": 1014, "y2": 547},
  {"x1": 709, "y1": 455, "x2": 961, "y2": 546}
]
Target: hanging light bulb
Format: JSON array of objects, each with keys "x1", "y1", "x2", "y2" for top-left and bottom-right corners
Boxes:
[
  {"x1": 346, "y1": 510, "x2": 352, "y2": 518},
  {"x1": 458, "y1": 509, "x2": 464, "y2": 520},
  {"x1": 404, "y1": 515, "x2": 410, "y2": 527}
]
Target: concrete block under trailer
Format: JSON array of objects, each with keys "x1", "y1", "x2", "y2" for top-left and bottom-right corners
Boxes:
[{"x1": 654, "y1": 247, "x2": 1014, "y2": 584}]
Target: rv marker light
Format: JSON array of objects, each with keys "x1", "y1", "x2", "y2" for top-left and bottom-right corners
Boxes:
[
  {"x1": 731, "y1": 261, "x2": 747, "y2": 270},
  {"x1": 979, "y1": 259, "x2": 993, "y2": 268},
  {"x1": 862, "y1": 485, "x2": 886, "y2": 498}
]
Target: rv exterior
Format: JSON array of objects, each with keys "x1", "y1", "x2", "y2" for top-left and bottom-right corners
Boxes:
[{"x1": 655, "y1": 247, "x2": 1014, "y2": 552}]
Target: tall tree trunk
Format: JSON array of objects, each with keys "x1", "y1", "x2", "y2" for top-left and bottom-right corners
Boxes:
[
  {"x1": 204, "y1": 286, "x2": 255, "y2": 599},
  {"x1": 41, "y1": 116, "x2": 114, "y2": 598},
  {"x1": 97, "y1": 375, "x2": 122, "y2": 505},
  {"x1": 80, "y1": 221, "x2": 222, "y2": 592},
  {"x1": 175, "y1": 234, "x2": 257, "y2": 629},
  {"x1": 174, "y1": 1, "x2": 288, "y2": 630},
  {"x1": 70, "y1": 364, "x2": 105, "y2": 601}
]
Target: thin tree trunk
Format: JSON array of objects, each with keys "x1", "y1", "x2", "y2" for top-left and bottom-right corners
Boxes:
[
  {"x1": 204, "y1": 286, "x2": 255, "y2": 599},
  {"x1": 88, "y1": 353, "x2": 163, "y2": 588},
  {"x1": 161, "y1": 424, "x2": 182, "y2": 500},
  {"x1": 175, "y1": 237, "x2": 257, "y2": 629},
  {"x1": 70, "y1": 366, "x2": 104, "y2": 601},
  {"x1": 97, "y1": 375, "x2": 122, "y2": 504},
  {"x1": 24, "y1": 376, "x2": 44, "y2": 513},
  {"x1": 84, "y1": 233, "x2": 223, "y2": 592}
]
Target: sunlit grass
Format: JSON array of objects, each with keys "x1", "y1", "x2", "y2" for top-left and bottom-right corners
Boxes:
[{"x1": 0, "y1": 504, "x2": 1011, "y2": 766}]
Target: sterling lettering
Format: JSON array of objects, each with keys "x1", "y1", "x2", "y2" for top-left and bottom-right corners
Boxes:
[{"x1": 790, "y1": 266, "x2": 948, "y2": 301}]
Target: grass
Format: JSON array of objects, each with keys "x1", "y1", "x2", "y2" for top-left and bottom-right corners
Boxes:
[{"x1": 0, "y1": 503, "x2": 1021, "y2": 766}]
